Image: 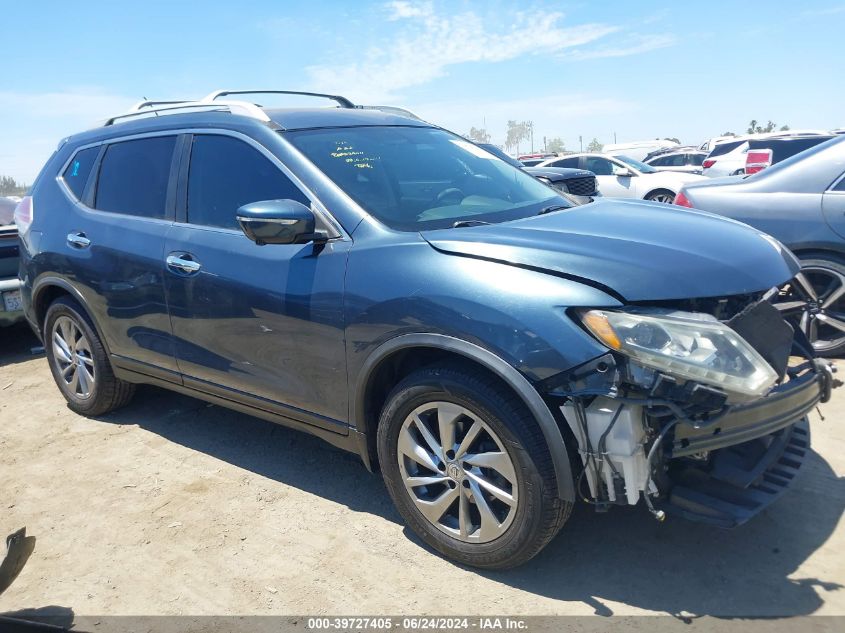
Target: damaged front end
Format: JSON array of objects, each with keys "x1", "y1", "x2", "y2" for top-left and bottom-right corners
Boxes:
[{"x1": 550, "y1": 292, "x2": 838, "y2": 527}]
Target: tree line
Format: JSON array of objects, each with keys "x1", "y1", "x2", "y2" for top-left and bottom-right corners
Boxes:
[
  {"x1": 464, "y1": 122, "x2": 602, "y2": 155},
  {"x1": 464, "y1": 117, "x2": 791, "y2": 156},
  {"x1": 0, "y1": 175, "x2": 27, "y2": 197}
]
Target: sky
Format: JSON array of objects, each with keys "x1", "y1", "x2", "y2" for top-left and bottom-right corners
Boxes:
[{"x1": 2, "y1": 0, "x2": 844, "y2": 182}]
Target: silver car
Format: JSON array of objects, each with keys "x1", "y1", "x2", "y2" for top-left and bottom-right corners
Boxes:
[{"x1": 677, "y1": 135, "x2": 845, "y2": 356}]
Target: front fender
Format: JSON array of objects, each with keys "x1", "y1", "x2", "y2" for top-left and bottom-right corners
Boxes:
[{"x1": 354, "y1": 332, "x2": 579, "y2": 502}]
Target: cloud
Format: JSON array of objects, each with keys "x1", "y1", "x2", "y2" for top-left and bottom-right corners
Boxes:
[
  {"x1": 564, "y1": 34, "x2": 677, "y2": 60},
  {"x1": 306, "y1": 4, "x2": 622, "y2": 102},
  {"x1": 386, "y1": 0, "x2": 434, "y2": 20}
]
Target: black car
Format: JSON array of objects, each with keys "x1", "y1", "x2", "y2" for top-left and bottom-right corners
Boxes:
[
  {"x1": 476, "y1": 143, "x2": 599, "y2": 202},
  {"x1": 18, "y1": 89, "x2": 836, "y2": 569}
]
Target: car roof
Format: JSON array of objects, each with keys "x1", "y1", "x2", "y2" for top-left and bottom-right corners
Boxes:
[
  {"x1": 263, "y1": 107, "x2": 430, "y2": 130},
  {"x1": 61, "y1": 106, "x2": 433, "y2": 148}
]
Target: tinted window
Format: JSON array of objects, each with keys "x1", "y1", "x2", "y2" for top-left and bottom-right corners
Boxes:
[
  {"x1": 750, "y1": 137, "x2": 833, "y2": 164},
  {"x1": 708, "y1": 140, "x2": 745, "y2": 158},
  {"x1": 95, "y1": 136, "x2": 176, "y2": 218},
  {"x1": 187, "y1": 135, "x2": 309, "y2": 230},
  {"x1": 62, "y1": 147, "x2": 99, "y2": 200},
  {"x1": 649, "y1": 156, "x2": 670, "y2": 166},
  {"x1": 834, "y1": 174, "x2": 845, "y2": 192},
  {"x1": 584, "y1": 157, "x2": 614, "y2": 175},
  {"x1": 550, "y1": 157, "x2": 579, "y2": 168},
  {"x1": 688, "y1": 153, "x2": 705, "y2": 166}
]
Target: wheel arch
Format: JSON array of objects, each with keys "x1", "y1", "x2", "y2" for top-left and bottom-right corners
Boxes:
[
  {"x1": 643, "y1": 187, "x2": 676, "y2": 201},
  {"x1": 32, "y1": 277, "x2": 112, "y2": 356},
  {"x1": 354, "y1": 333, "x2": 576, "y2": 502}
]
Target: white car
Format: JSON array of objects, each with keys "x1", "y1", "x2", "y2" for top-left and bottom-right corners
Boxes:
[
  {"x1": 603, "y1": 140, "x2": 678, "y2": 161},
  {"x1": 644, "y1": 149, "x2": 708, "y2": 175},
  {"x1": 538, "y1": 153, "x2": 705, "y2": 203}
]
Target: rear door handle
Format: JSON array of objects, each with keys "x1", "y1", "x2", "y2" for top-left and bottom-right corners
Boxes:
[
  {"x1": 67, "y1": 232, "x2": 91, "y2": 249},
  {"x1": 166, "y1": 253, "x2": 202, "y2": 275}
]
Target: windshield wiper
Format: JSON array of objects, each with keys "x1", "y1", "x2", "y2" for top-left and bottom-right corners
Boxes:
[
  {"x1": 452, "y1": 219, "x2": 491, "y2": 228},
  {"x1": 538, "y1": 204, "x2": 570, "y2": 215}
]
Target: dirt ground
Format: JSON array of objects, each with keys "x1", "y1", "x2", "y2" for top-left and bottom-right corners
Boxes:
[{"x1": 1, "y1": 321, "x2": 844, "y2": 619}]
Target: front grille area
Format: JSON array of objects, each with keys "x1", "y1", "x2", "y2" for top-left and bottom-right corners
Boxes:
[{"x1": 566, "y1": 176, "x2": 597, "y2": 196}]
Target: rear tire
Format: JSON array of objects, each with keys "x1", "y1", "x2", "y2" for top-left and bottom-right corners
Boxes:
[
  {"x1": 645, "y1": 189, "x2": 676, "y2": 204},
  {"x1": 776, "y1": 256, "x2": 845, "y2": 358},
  {"x1": 376, "y1": 363, "x2": 572, "y2": 569},
  {"x1": 44, "y1": 296, "x2": 136, "y2": 416}
]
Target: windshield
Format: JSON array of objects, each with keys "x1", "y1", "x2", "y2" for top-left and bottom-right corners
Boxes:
[
  {"x1": 284, "y1": 126, "x2": 568, "y2": 231},
  {"x1": 615, "y1": 155, "x2": 658, "y2": 174}
]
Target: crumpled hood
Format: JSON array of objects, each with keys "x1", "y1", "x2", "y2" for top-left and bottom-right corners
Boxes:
[{"x1": 421, "y1": 198, "x2": 799, "y2": 302}]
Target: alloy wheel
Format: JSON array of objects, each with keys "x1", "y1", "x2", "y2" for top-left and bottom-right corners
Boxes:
[
  {"x1": 51, "y1": 315, "x2": 96, "y2": 400},
  {"x1": 776, "y1": 268, "x2": 845, "y2": 353},
  {"x1": 397, "y1": 401, "x2": 518, "y2": 543},
  {"x1": 648, "y1": 192, "x2": 675, "y2": 204}
]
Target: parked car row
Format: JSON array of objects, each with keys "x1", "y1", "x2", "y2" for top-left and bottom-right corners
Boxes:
[
  {"x1": 677, "y1": 134, "x2": 845, "y2": 356},
  {"x1": 536, "y1": 152, "x2": 705, "y2": 204}
]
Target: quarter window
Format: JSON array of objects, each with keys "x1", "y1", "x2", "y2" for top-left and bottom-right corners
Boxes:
[
  {"x1": 834, "y1": 173, "x2": 845, "y2": 192},
  {"x1": 187, "y1": 135, "x2": 309, "y2": 230},
  {"x1": 62, "y1": 147, "x2": 99, "y2": 200},
  {"x1": 94, "y1": 136, "x2": 176, "y2": 218}
]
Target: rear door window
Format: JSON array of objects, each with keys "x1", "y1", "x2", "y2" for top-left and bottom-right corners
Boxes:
[
  {"x1": 688, "y1": 153, "x2": 705, "y2": 166},
  {"x1": 548, "y1": 157, "x2": 580, "y2": 168},
  {"x1": 62, "y1": 147, "x2": 99, "y2": 200},
  {"x1": 186, "y1": 135, "x2": 310, "y2": 230},
  {"x1": 94, "y1": 136, "x2": 177, "y2": 218}
]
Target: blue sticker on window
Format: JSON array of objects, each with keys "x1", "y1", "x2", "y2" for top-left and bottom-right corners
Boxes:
[{"x1": 71, "y1": 161, "x2": 80, "y2": 177}]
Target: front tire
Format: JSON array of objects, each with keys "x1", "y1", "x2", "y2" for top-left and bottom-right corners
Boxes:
[
  {"x1": 44, "y1": 296, "x2": 136, "y2": 416},
  {"x1": 376, "y1": 363, "x2": 572, "y2": 569}
]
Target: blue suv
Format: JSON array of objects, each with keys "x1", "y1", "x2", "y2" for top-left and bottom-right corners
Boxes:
[{"x1": 17, "y1": 90, "x2": 837, "y2": 568}]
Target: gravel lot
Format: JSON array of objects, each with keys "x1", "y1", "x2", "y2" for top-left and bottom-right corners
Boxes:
[{"x1": 1, "y1": 321, "x2": 843, "y2": 619}]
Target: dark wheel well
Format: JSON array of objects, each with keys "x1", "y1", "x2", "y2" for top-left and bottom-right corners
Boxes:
[
  {"x1": 34, "y1": 285, "x2": 72, "y2": 331},
  {"x1": 644, "y1": 187, "x2": 676, "y2": 200},
  {"x1": 362, "y1": 347, "x2": 542, "y2": 471},
  {"x1": 790, "y1": 249, "x2": 845, "y2": 266}
]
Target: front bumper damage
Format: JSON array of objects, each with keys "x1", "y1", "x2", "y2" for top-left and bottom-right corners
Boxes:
[{"x1": 555, "y1": 298, "x2": 837, "y2": 528}]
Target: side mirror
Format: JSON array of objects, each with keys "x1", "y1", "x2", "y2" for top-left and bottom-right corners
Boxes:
[
  {"x1": 615, "y1": 169, "x2": 635, "y2": 178},
  {"x1": 236, "y1": 199, "x2": 326, "y2": 246}
]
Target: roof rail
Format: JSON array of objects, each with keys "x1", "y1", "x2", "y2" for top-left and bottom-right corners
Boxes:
[
  {"x1": 202, "y1": 89, "x2": 356, "y2": 109},
  {"x1": 103, "y1": 99, "x2": 272, "y2": 126}
]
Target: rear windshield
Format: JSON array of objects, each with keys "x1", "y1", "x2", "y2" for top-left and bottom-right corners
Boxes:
[
  {"x1": 284, "y1": 126, "x2": 566, "y2": 231},
  {"x1": 707, "y1": 140, "x2": 745, "y2": 158},
  {"x1": 748, "y1": 136, "x2": 833, "y2": 163}
]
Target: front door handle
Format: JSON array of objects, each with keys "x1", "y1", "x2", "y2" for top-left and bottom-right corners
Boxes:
[
  {"x1": 166, "y1": 253, "x2": 202, "y2": 275},
  {"x1": 67, "y1": 232, "x2": 91, "y2": 249}
]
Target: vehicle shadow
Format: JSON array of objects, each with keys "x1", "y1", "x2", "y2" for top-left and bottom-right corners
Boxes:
[
  {"x1": 94, "y1": 384, "x2": 843, "y2": 618},
  {"x1": 0, "y1": 323, "x2": 43, "y2": 369},
  {"x1": 473, "y1": 448, "x2": 845, "y2": 617}
]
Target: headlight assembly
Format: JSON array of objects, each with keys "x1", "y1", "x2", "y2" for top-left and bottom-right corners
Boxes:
[{"x1": 579, "y1": 309, "x2": 778, "y2": 397}]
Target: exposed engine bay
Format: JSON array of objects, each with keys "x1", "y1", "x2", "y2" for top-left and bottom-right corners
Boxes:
[{"x1": 552, "y1": 291, "x2": 839, "y2": 526}]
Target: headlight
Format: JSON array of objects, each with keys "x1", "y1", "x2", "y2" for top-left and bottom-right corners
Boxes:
[
  {"x1": 579, "y1": 309, "x2": 778, "y2": 397},
  {"x1": 552, "y1": 181, "x2": 570, "y2": 194}
]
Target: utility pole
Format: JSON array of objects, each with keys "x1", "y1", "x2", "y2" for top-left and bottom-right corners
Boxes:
[
  {"x1": 579, "y1": 135, "x2": 583, "y2": 152},
  {"x1": 613, "y1": 131, "x2": 617, "y2": 144}
]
